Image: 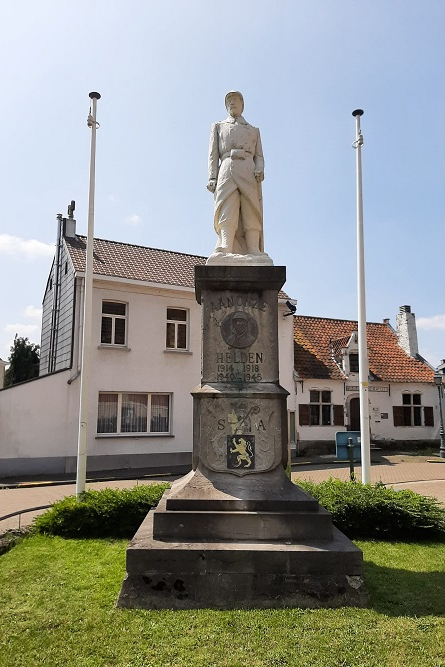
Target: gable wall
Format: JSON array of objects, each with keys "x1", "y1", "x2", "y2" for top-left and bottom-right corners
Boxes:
[
  {"x1": 39, "y1": 265, "x2": 53, "y2": 372},
  {"x1": 39, "y1": 239, "x2": 75, "y2": 375}
]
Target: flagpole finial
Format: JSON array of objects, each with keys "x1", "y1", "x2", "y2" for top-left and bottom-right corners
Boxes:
[
  {"x1": 89, "y1": 91, "x2": 101, "y2": 100},
  {"x1": 352, "y1": 109, "x2": 364, "y2": 117}
]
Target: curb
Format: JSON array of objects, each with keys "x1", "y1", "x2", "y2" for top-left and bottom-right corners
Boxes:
[{"x1": 0, "y1": 472, "x2": 175, "y2": 491}]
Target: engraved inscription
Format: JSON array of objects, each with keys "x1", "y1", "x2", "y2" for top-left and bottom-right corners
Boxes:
[
  {"x1": 216, "y1": 351, "x2": 263, "y2": 382},
  {"x1": 210, "y1": 295, "x2": 267, "y2": 313},
  {"x1": 220, "y1": 311, "x2": 258, "y2": 349}
]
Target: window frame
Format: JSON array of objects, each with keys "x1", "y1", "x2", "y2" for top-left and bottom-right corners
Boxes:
[
  {"x1": 165, "y1": 307, "x2": 189, "y2": 351},
  {"x1": 349, "y1": 353, "x2": 359, "y2": 373},
  {"x1": 401, "y1": 392, "x2": 422, "y2": 427},
  {"x1": 100, "y1": 300, "x2": 128, "y2": 347},
  {"x1": 309, "y1": 389, "x2": 333, "y2": 426},
  {"x1": 97, "y1": 391, "x2": 172, "y2": 436}
]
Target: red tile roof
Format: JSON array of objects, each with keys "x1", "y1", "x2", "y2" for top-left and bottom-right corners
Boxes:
[
  {"x1": 65, "y1": 235, "x2": 289, "y2": 297},
  {"x1": 65, "y1": 236, "x2": 206, "y2": 288},
  {"x1": 294, "y1": 315, "x2": 434, "y2": 384}
]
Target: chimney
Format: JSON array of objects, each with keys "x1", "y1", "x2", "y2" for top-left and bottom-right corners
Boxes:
[
  {"x1": 396, "y1": 305, "x2": 419, "y2": 357},
  {"x1": 383, "y1": 318, "x2": 390, "y2": 325},
  {"x1": 63, "y1": 200, "x2": 76, "y2": 238}
]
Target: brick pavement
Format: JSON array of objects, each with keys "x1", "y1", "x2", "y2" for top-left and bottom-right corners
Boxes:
[
  {"x1": 1, "y1": 455, "x2": 445, "y2": 535},
  {"x1": 0, "y1": 478, "x2": 171, "y2": 534},
  {"x1": 291, "y1": 454, "x2": 445, "y2": 504}
]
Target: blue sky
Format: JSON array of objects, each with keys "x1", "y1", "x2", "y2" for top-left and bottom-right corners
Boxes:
[{"x1": 0, "y1": 0, "x2": 444, "y2": 366}]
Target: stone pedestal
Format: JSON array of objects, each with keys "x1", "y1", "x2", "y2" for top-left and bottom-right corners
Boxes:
[{"x1": 118, "y1": 266, "x2": 366, "y2": 609}]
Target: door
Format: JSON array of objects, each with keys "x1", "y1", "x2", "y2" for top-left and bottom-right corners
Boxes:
[{"x1": 349, "y1": 397, "x2": 360, "y2": 431}]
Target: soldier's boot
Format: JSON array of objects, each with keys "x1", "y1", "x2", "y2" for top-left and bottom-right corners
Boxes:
[
  {"x1": 245, "y1": 230, "x2": 261, "y2": 255},
  {"x1": 215, "y1": 223, "x2": 236, "y2": 253}
]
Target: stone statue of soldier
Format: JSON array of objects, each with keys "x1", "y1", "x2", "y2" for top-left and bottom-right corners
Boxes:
[{"x1": 207, "y1": 91, "x2": 272, "y2": 264}]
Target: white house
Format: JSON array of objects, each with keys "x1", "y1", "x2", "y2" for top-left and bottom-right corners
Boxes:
[
  {"x1": 0, "y1": 213, "x2": 295, "y2": 477},
  {"x1": 291, "y1": 307, "x2": 439, "y2": 453}
]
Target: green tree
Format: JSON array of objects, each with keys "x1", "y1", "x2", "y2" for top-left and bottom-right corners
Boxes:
[{"x1": 3, "y1": 335, "x2": 40, "y2": 387}]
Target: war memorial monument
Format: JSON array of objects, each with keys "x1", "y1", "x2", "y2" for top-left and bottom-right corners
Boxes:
[{"x1": 118, "y1": 92, "x2": 366, "y2": 609}]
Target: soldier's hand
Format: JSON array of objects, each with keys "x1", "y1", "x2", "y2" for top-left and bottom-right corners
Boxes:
[
  {"x1": 207, "y1": 179, "x2": 217, "y2": 193},
  {"x1": 254, "y1": 171, "x2": 264, "y2": 182}
]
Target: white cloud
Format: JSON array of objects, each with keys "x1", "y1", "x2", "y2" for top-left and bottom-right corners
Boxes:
[
  {"x1": 23, "y1": 305, "x2": 42, "y2": 320},
  {"x1": 417, "y1": 315, "x2": 445, "y2": 331},
  {"x1": 125, "y1": 214, "x2": 142, "y2": 226},
  {"x1": 0, "y1": 234, "x2": 54, "y2": 260},
  {"x1": 3, "y1": 323, "x2": 40, "y2": 337},
  {"x1": 108, "y1": 194, "x2": 119, "y2": 204}
]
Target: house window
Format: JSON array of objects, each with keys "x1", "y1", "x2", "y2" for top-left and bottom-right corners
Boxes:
[
  {"x1": 97, "y1": 392, "x2": 171, "y2": 434},
  {"x1": 402, "y1": 393, "x2": 422, "y2": 426},
  {"x1": 393, "y1": 394, "x2": 434, "y2": 427},
  {"x1": 166, "y1": 308, "x2": 188, "y2": 350},
  {"x1": 101, "y1": 301, "x2": 127, "y2": 346},
  {"x1": 309, "y1": 390, "x2": 332, "y2": 426},
  {"x1": 349, "y1": 353, "x2": 359, "y2": 373}
]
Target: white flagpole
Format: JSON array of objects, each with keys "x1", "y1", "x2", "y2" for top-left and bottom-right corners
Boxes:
[
  {"x1": 352, "y1": 109, "x2": 371, "y2": 484},
  {"x1": 76, "y1": 92, "x2": 101, "y2": 497}
]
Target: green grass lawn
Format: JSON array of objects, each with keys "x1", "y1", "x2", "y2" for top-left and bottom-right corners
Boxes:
[{"x1": 1, "y1": 536, "x2": 445, "y2": 667}]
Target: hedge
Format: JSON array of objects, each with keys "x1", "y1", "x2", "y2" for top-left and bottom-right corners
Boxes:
[
  {"x1": 33, "y1": 483, "x2": 169, "y2": 538},
  {"x1": 297, "y1": 478, "x2": 445, "y2": 540},
  {"x1": 32, "y1": 479, "x2": 445, "y2": 541}
]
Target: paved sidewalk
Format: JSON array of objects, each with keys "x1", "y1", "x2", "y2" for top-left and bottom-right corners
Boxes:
[
  {"x1": 1, "y1": 454, "x2": 445, "y2": 535},
  {"x1": 291, "y1": 454, "x2": 445, "y2": 505},
  {"x1": 0, "y1": 477, "x2": 175, "y2": 534}
]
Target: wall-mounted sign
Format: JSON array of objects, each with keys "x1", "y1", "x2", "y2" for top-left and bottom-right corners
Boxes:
[{"x1": 346, "y1": 385, "x2": 389, "y2": 393}]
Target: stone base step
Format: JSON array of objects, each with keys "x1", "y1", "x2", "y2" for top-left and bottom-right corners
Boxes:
[
  {"x1": 153, "y1": 494, "x2": 333, "y2": 541},
  {"x1": 118, "y1": 510, "x2": 367, "y2": 610},
  {"x1": 165, "y1": 466, "x2": 320, "y2": 512}
]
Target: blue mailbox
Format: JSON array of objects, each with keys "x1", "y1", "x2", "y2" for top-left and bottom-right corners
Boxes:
[{"x1": 335, "y1": 431, "x2": 361, "y2": 462}]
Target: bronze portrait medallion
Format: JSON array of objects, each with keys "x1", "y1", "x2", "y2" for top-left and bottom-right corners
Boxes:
[{"x1": 220, "y1": 311, "x2": 258, "y2": 348}]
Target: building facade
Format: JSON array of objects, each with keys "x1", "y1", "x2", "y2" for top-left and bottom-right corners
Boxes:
[{"x1": 292, "y1": 310, "x2": 438, "y2": 453}]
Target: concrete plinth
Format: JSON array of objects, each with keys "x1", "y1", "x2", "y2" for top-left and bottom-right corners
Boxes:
[
  {"x1": 118, "y1": 503, "x2": 366, "y2": 609},
  {"x1": 118, "y1": 265, "x2": 366, "y2": 609}
]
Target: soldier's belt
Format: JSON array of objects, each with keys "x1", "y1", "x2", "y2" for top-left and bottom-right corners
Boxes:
[{"x1": 221, "y1": 149, "x2": 252, "y2": 161}]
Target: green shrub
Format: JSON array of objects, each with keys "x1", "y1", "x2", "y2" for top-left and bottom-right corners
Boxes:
[
  {"x1": 33, "y1": 483, "x2": 169, "y2": 538},
  {"x1": 33, "y1": 479, "x2": 445, "y2": 542},
  {"x1": 297, "y1": 478, "x2": 445, "y2": 540}
]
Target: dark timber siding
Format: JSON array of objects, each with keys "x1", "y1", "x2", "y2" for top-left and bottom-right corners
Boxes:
[{"x1": 39, "y1": 240, "x2": 75, "y2": 375}]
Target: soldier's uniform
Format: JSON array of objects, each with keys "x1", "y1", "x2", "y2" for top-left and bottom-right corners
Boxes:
[{"x1": 208, "y1": 115, "x2": 264, "y2": 254}]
